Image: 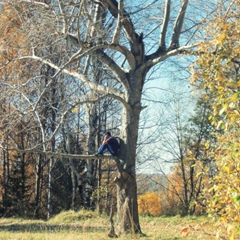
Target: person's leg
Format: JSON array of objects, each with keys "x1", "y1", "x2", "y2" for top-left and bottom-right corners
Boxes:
[
  {"x1": 97, "y1": 144, "x2": 107, "y2": 155},
  {"x1": 106, "y1": 144, "x2": 116, "y2": 156}
]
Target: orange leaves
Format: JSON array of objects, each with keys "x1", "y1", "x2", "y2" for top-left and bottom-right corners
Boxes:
[
  {"x1": 0, "y1": 3, "x2": 31, "y2": 79},
  {"x1": 181, "y1": 226, "x2": 189, "y2": 237},
  {"x1": 138, "y1": 192, "x2": 162, "y2": 216},
  {"x1": 0, "y1": 4, "x2": 25, "y2": 48},
  {"x1": 181, "y1": 226, "x2": 189, "y2": 232}
]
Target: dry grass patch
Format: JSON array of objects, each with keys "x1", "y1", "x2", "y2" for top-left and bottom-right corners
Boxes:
[
  {"x1": 0, "y1": 211, "x2": 238, "y2": 239},
  {"x1": 140, "y1": 215, "x2": 217, "y2": 239}
]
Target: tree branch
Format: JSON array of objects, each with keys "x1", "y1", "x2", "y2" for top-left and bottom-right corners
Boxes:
[
  {"x1": 159, "y1": 0, "x2": 171, "y2": 50},
  {"x1": 18, "y1": 54, "x2": 127, "y2": 106},
  {"x1": 93, "y1": 49, "x2": 131, "y2": 89},
  {"x1": 169, "y1": 0, "x2": 189, "y2": 50},
  {"x1": 0, "y1": 144, "x2": 118, "y2": 160},
  {"x1": 144, "y1": 43, "x2": 198, "y2": 69},
  {"x1": 18, "y1": 0, "x2": 50, "y2": 9},
  {"x1": 97, "y1": 0, "x2": 140, "y2": 49},
  {"x1": 112, "y1": 0, "x2": 123, "y2": 44}
]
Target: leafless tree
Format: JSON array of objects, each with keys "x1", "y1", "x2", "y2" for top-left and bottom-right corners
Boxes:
[{"x1": 0, "y1": 0, "x2": 226, "y2": 235}]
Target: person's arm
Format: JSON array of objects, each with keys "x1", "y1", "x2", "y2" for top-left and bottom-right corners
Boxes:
[{"x1": 102, "y1": 135, "x2": 108, "y2": 145}]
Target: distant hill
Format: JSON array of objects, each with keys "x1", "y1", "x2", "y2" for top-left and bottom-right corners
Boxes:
[{"x1": 136, "y1": 173, "x2": 168, "y2": 195}]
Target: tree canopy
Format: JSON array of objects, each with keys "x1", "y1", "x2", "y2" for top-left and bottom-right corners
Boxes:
[{"x1": 191, "y1": 0, "x2": 240, "y2": 235}]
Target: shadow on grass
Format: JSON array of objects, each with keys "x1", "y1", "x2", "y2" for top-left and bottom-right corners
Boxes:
[{"x1": 0, "y1": 223, "x2": 107, "y2": 233}]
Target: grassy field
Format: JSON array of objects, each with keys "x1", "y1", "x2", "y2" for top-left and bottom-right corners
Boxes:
[{"x1": 0, "y1": 210, "x2": 237, "y2": 240}]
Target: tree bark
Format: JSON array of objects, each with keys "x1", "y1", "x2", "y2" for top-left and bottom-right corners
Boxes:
[
  {"x1": 114, "y1": 100, "x2": 142, "y2": 234},
  {"x1": 86, "y1": 105, "x2": 98, "y2": 209},
  {"x1": 47, "y1": 157, "x2": 53, "y2": 220},
  {"x1": 34, "y1": 154, "x2": 43, "y2": 218}
]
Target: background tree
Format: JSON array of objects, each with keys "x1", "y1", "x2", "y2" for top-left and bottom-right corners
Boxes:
[
  {"x1": 191, "y1": 0, "x2": 240, "y2": 236},
  {"x1": 138, "y1": 192, "x2": 162, "y2": 216},
  {"x1": 144, "y1": 91, "x2": 213, "y2": 215}
]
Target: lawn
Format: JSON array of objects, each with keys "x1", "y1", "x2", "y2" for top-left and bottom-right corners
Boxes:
[{"x1": 0, "y1": 210, "x2": 236, "y2": 240}]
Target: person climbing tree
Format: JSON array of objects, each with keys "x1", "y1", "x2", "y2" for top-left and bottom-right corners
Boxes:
[{"x1": 95, "y1": 132, "x2": 119, "y2": 156}]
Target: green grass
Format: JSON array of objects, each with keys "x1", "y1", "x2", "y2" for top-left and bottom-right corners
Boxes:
[{"x1": 0, "y1": 210, "x2": 236, "y2": 240}]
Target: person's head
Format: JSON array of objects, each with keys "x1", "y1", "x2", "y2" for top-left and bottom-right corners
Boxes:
[{"x1": 105, "y1": 131, "x2": 111, "y2": 136}]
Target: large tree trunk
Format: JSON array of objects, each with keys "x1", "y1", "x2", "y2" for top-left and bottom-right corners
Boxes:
[{"x1": 115, "y1": 101, "x2": 142, "y2": 234}]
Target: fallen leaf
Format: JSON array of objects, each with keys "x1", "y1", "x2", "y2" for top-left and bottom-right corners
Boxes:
[{"x1": 181, "y1": 227, "x2": 189, "y2": 237}]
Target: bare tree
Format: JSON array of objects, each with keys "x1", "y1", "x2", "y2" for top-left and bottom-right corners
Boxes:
[
  {"x1": 142, "y1": 87, "x2": 214, "y2": 215},
  {"x1": 0, "y1": 0, "x2": 226, "y2": 235}
]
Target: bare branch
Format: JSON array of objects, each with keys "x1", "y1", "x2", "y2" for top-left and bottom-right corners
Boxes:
[
  {"x1": 169, "y1": 0, "x2": 189, "y2": 50},
  {"x1": 0, "y1": 144, "x2": 117, "y2": 160},
  {"x1": 144, "y1": 43, "x2": 198, "y2": 69},
  {"x1": 17, "y1": 54, "x2": 126, "y2": 106},
  {"x1": 112, "y1": 0, "x2": 123, "y2": 44},
  {"x1": 18, "y1": 0, "x2": 50, "y2": 9},
  {"x1": 57, "y1": 0, "x2": 67, "y2": 34},
  {"x1": 92, "y1": 49, "x2": 131, "y2": 89},
  {"x1": 160, "y1": 0, "x2": 171, "y2": 50},
  {"x1": 97, "y1": 0, "x2": 139, "y2": 45}
]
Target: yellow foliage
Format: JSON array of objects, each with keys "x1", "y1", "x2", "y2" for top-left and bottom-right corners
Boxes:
[
  {"x1": 138, "y1": 192, "x2": 162, "y2": 216},
  {"x1": 191, "y1": 0, "x2": 240, "y2": 235}
]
